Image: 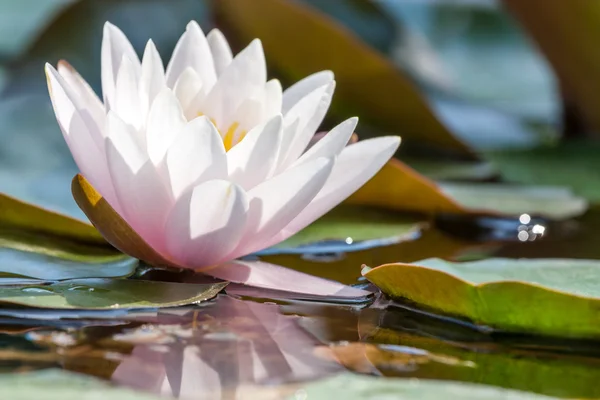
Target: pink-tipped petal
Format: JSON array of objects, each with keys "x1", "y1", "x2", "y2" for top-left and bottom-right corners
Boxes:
[
  {"x1": 282, "y1": 70, "x2": 334, "y2": 114},
  {"x1": 207, "y1": 28, "x2": 233, "y2": 76},
  {"x1": 227, "y1": 115, "x2": 282, "y2": 190},
  {"x1": 229, "y1": 157, "x2": 334, "y2": 258},
  {"x1": 146, "y1": 89, "x2": 187, "y2": 165},
  {"x1": 265, "y1": 137, "x2": 401, "y2": 248},
  {"x1": 101, "y1": 22, "x2": 141, "y2": 109},
  {"x1": 165, "y1": 116, "x2": 227, "y2": 199},
  {"x1": 277, "y1": 81, "x2": 335, "y2": 170},
  {"x1": 139, "y1": 40, "x2": 166, "y2": 119},
  {"x1": 202, "y1": 39, "x2": 266, "y2": 131},
  {"x1": 207, "y1": 260, "x2": 371, "y2": 298},
  {"x1": 293, "y1": 117, "x2": 358, "y2": 166},
  {"x1": 165, "y1": 180, "x2": 249, "y2": 268},
  {"x1": 165, "y1": 21, "x2": 217, "y2": 90}
]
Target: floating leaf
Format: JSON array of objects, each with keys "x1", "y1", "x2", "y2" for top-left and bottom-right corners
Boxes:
[
  {"x1": 484, "y1": 142, "x2": 600, "y2": 202},
  {"x1": 2, "y1": 369, "x2": 163, "y2": 400},
  {"x1": 0, "y1": 278, "x2": 227, "y2": 309},
  {"x1": 295, "y1": 372, "x2": 553, "y2": 399},
  {"x1": 214, "y1": 0, "x2": 473, "y2": 154},
  {"x1": 363, "y1": 258, "x2": 600, "y2": 338},
  {"x1": 0, "y1": 248, "x2": 137, "y2": 280},
  {"x1": 405, "y1": 158, "x2": 497, "y2": 182},
  {"x1": 268, "y1": 205, "x2": 423, "y2": 251},
  {"x1": 348, "y1": 159, "x2": 587, "y2": 219},
  {"x1": 503, "y1": 0, "x2": 600, "y2": 135}
]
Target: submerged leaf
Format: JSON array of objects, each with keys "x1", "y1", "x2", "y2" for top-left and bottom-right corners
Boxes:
[
  {"x1": 364, "y1": 258, "x2": 600, "y2": 338},
  {"x1": 0, "y1": 278, "x2": 227, "y2": 309}
]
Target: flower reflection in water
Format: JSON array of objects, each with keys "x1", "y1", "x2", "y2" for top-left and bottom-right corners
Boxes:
[{"x1": 111, "y1": 297, "x2": 343, "y2": 399}]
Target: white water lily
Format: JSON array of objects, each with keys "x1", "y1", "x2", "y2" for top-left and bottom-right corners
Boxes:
[{"x1": 45, "y1": 21, "x2": 400, "y2": 277}]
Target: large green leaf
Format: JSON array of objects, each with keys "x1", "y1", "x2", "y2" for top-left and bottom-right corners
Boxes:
[
  {"x1": 292, "y1": 372, "x2": 554, "y2": 399},
  {"x1": 0, "y1": 248, "x2": 136, "y2": 281},
  {"x1": 0, "y1": 279, "x2": 227, "y2": 309},
  {"x1": 269, "y1": 206, "x2": 423, "y2": 252},
  {"x1": 2, "y1": 369, "x2": 163, "y2": 400},
  {"x1": 363, "y1": 258, "x2": 600, "y2": 338},
  {"x1": 484, "y1": 142, "x2": 600, "y2": 202}
]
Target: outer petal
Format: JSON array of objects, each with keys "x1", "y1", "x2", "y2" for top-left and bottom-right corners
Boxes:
[
  {"x1": 165, "y1": 180, "x2": 249, "y2": 268},
  {"x1": 146, "y1": 89, "x2": 187, "y2": 165},
  {"x1": 229, "y1": 157, "x2": 334, "y2": 258},
  {"x1": 165, "y1": 116, "x2": 227, "y2": 199},
  {"x1": 113, "y1": 55, "x2": 142, "y2": 131},
  {"x1": 105, "y1": 113, "x2": 173, "y2": 252},
  {"x1": 165, "y1": 21, "x2": 217, "y2": 91},
  {"x1": 277, "y1": 81, "x2": 335, "y2": 170},
  {"x1": 264, "y1": 137, "x2": 401, "y2": 248},
  {"x1": 173, "y1": 67, "x2": 203, "y2": 119},
  {"x1": 207, "y1": 28, "x2": 233, "y2": 76},
  {"x1": 208, "y1": 260, "x2": 371, "y2": 299},
  {"x1": 202, "y1": 39, "x2": 266, "y2": 131},
  {"x1": 227, "y1": 115, "x2": 282, "y2": 190},
  {"x1": 101, "y1": 22, "x2": 141, "y2": 109},
  {"x1": 292, "y1": 117, "x2": 357, "y2": 166},
  {"x1": 282, "y1": 70, "x2": 333, "y2": 114},
  {"x1": 46, "y1": 64, "x2": 117, "y2": 209},
  {"x1": 57, "y1": 60, "x2": 105, "y2": 138},
  {"x1": 139, "y1": 40, "x2": 166, "y2": 119}
]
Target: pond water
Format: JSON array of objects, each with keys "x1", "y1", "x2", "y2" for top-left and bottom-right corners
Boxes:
[{"x1": 3, "y1": 209, "x2": 600, "y2": 399}]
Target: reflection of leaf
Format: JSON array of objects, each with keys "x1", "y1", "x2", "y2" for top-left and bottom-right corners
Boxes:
[
  {"x1": 214, "y1": 0, "x2": 473, "y2": 154},
  {"x1": 0, "y1": 279, "x2": 227, "y2": 309},
  {"x1": 484, "y1": 142, "x2": 600, "y2": 202},
  {"x1": 0, "y1": 247, "x2": 136, "y2": 280},
  {"x1": 504, "y1": 0, "x2": 600, "y2": 135},
  {"x1": 3, "y1": 369, "x2": 164, "y2": 400},
  {"x1": 347, "y1": 159, "x2": 587, "y2": 219},
  {"x1": 271, "y1": 205, "x2": 422, "y2": 250},
  {"x1": 296, "y1": 372, "x2": 552, "y2": 399},
  {"x1": 366, "y1": 327, "x2": 600, "y2": 399},
  {"x1": 364, "y1": 258, "x2": 600, "y2": 338}
]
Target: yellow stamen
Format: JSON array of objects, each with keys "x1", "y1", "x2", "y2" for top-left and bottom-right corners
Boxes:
[{"x1": 222, "y1": 122, "x2": 239, "y2": 151}]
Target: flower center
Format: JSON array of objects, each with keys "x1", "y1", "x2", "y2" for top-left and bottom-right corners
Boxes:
[{"x1": 199, "y1": 113, "x2": 246, "y2": 152}]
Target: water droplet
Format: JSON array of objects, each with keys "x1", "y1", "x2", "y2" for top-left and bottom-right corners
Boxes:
[
  {"x1": 519, "y1": 213, "x2": 531, "y2": 224},
  {"x1": 68, "y1": 285, "x2": 95, "y2": 292},
  {"x1": 20, "y1": 287, "x2": 54, "y2": 294},
  {"x1": 517, "y1": 231, "x2": 529, "y2": 241},
  {"x1": 345, "y1": 237, "x2": 353, "y2": 244}
]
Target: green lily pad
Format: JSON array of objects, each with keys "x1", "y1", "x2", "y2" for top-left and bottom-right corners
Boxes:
[
  {"x1": 0, "y1": 248, "x2": 137, "y2": 280},
  {"x1": 0, "y1": 279, "x2": 227, "y2": 309},
  {"x1": 439, "y1": 183, "x2": 588, "y2": 220},
  {"x1": 271, "y1": 206, "x2": 422, "y2": 251},
  {"x1": 363, "y1": 258, "x2": 600, "y2": 339},
  {"x1": 485, "y1": 142, "x2": 600, "y2": 202},
  {"x1": 405, "y1": 159, "x2": 497, "y2": 182},
  {"x1": 2, "y1": 369, "x2": 163, "y2": 400},
  {"x1": 292, "y1": 372, "x2": 555, "y2": 399}
]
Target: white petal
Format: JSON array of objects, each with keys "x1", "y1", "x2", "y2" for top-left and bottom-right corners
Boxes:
[
  {"x1": 282, "y1": 70, "x2": 333, "y2": 114},
  {"x1": 165, "y1": 21, "x2": 217, "y2": 91},
  {"x1": 207, "y1": 28, "x2": 233, "y2": 76},
  {"x1": 101, "y1": 22, "x2": 141, "y2": 109},
  {"x1": 229, "y1": 157, "x2": 334, "y2": 258},
  {"x1": 146, "y1": 89, "x2": 187, "y2": 165},
  {"x1": 139, "y1": 40, "x2": 166, "y2": 119},
  {"x1": 46, "y1": 64, "x2": 118, "y2": 208},
  {"x1": 229, "y1": 97, "x2": 264, "y2": 139},
  {"x1": 265, "y1": 137, "x2": 401, "y2": 248},
  {"x1": 264, "y1": 79, "x2": 283, "y2": 119},
  {"x1": 293, "y1": 117, "x2": 357, "y2": 166},
  {"x1": 202, "y1": 39, "x2": 266, "y2": 131},
  {"x1": 57, "y1": 61, "x2": 106, "y2": 138},
  {"x1": 277, "y1": 81, "x2": 335, "y2": 170},
  {"x1": 165, "y1": 180, "x2": 249, "y2": 268},
  {"x1": 173, "y1": 67, "x2": 203, "y2": 119},
  {"x1": 165, "y1": 116, "x2": 227, "y2": 199},
  {"x1": 227, "y1": 115, "x2": 282, "y2": 190},
  {"x1": 113, "y1": 55, "x2": 142, "y2": 130},
  {"x1": 106, "y1": 112, "x2": 146, "y2": 173}
]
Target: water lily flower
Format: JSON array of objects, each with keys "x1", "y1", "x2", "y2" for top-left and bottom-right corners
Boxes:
[{"x1": 45, "y1": 21, "x2": 400, "y2": 296}]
